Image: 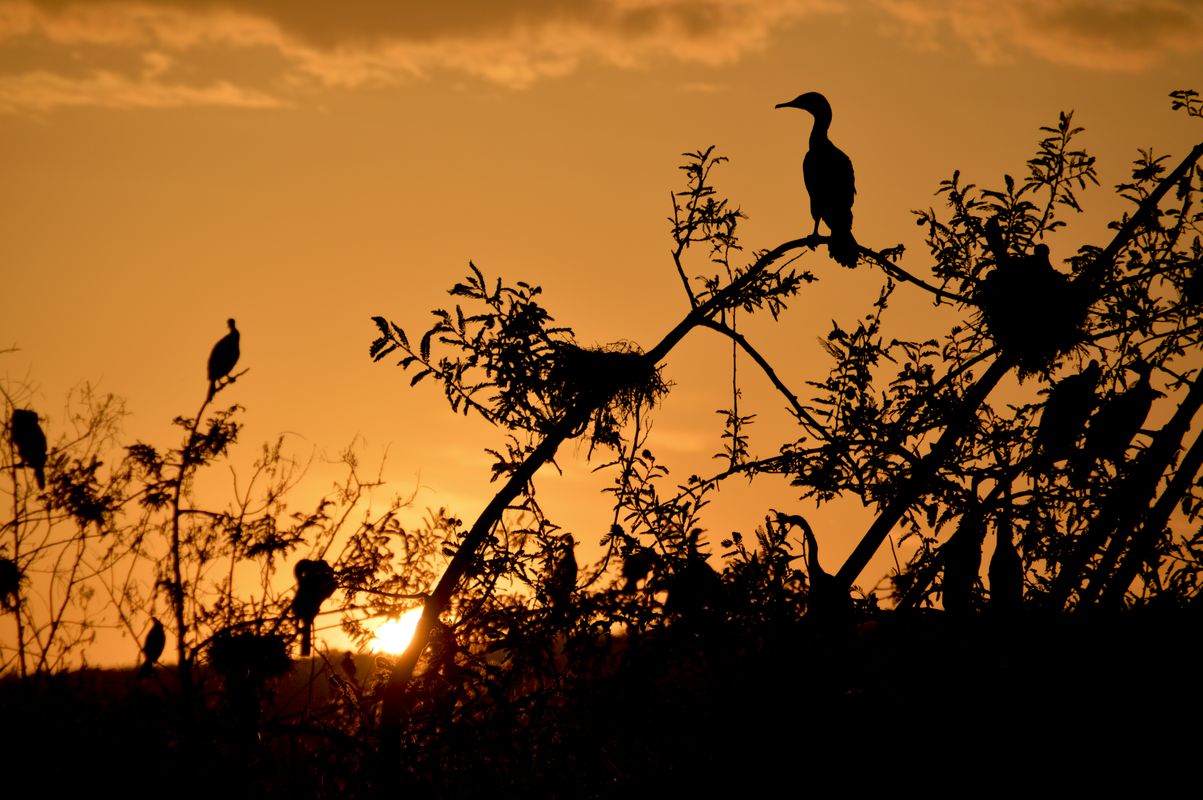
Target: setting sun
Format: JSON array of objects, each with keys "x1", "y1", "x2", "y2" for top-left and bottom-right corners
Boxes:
[{"x1": 370, "y1": 607, "x2": 424, "y2": 655}]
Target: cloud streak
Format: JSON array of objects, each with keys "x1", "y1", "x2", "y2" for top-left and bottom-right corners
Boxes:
[
  {"x1": 0, "y1": 1, "x2": 1197, "y2": 114},
  {"x1": 875, "y1": 0, "x2": 1203, "y2": 71},
  {"x1": 0, "y1": 0, "x2": 837, "y2": 113}
]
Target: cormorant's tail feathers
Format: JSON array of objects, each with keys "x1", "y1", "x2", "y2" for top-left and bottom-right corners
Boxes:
[{"x1": 829, "y1": 231, "x2": 859, "y2": 269}]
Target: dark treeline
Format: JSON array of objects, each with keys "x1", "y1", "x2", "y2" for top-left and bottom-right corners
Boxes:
[{"x1": 3, "y1": 89, "x2": 1203, "y2": 796}]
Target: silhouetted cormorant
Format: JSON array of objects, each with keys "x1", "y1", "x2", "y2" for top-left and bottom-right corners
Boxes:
[
  {"x1": 621, "y1": 545, "x2": 654, "y2": 593},
  {"x1": 207, "y1": 318, "x2": 240, "y2": 401},
  {"x1": 10, "y1": 409, "x2": 47, "y2": 490},
  {"x1": 988, "y1": 518, "x2": 1024, "y2": 612},
  {"x1": 545, "y1": 534, "x2": 577, "y2": 611},
  {"x1": 942, "y1": 512, "x2": 985, "y2": 616},
  {"x1": 139, "y1": 617, "x2": 166, "y2": 678},
  {"x1": 1035, "y1": 360, "x2": 1102, "y2": 466},
  {"x1": 1075, "y1": 361, "x2": 1160, "y2": 477},
  {"x1": 664, "y1": 529, "x2": 724, "y2": 617},
  {"x1": 776, "y1": 91, "x2": 859, "y2": 268},
  {"x1": 775, "y1": 512, "x2": 853, "y2": 625},
  {"x1": 292, "y1": 558, "x2": 337, "y2": 656}
]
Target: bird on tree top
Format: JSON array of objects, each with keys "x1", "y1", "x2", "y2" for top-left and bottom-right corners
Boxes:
[
  {"x1": 207, "y1": 318, "x2": 241, "y2": 401},
  {"x1": 775, "y1": 91, "x2": 859, "y2": 269},
  {"x1": 292, "y1": 558, "x2": 337, "y2": 657}
]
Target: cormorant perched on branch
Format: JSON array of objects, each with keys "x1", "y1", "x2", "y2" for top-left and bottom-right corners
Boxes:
[
  {"x1": 10, "y1": 408, "x2": 47, "y2": 490},
  {"x1": 292, "y1": 558, "x2": 337, "y2": 657},
  {"x1": 988, "y1": 518, "x2": 1024, "y2": 613},
  {"x1": 138, "y1": 617, "x2": 166, "y2": 678},
  {"x1": 774, "y1": 512, "x2": 853, "y2": 626},
  {"x1": 1034, "y1": 360, "x2": 1102, "y2": 466},
  {"x1": 775, "y1": 91, "x2": 859, "y2": 268},
  {"x1": 1074, "y1": 361, "x2": 1160, "y2": 478},
  {"x1": 207, "y1": 318, "x2": 240, "y2": 401},
  {"x1": 942, "y1": 512, "x2": 985, "y2": 616}
]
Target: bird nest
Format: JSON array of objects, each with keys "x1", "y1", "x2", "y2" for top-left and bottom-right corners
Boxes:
[
  {"x1": 545, "y1": 342, "x2": 667, "y2": 445},
  {"x1": 975, "y1": 245, "x2": 1090, "y2": 377}
]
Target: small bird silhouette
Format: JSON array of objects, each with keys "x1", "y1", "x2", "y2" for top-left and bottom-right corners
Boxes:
[
  {"x1": 139, "y1": 617, "x2": 166, "y2": 678},
  {"x1": 340, "y1": 650, "x2": 358, "y2": 682},
  {"x1": 10, "y1": 409, "x2": 48, "y2": 490},
  {"x1": 545, "y1": 534, "x2": 578, "y2": 612},
  {"x1": 1034, "y1": 360, "x2": 1102, "y2": 466},
  {"x1": 776, "y1": 91, "x2": 859, "y2": 268},
  {"x1": 207, "y1": 318, "x2": 241, "y2": 401},
  {"x1": 1074, "y1": 361, "x2": 1160, "y2": 479},
  {"x1": 292, "y1": 558, "x2": 337, "y2": 656}
]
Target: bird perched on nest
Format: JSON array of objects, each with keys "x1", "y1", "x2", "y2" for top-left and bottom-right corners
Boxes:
[
  {"x1": 138, "y1": 617, "x2": 166, "y2": 678},
  {"x1": 545, "y1": 534, "x2": 578, "y2": 613},
  {"x1": 292, "y1": 558, "x2": 337, "y2": 656},
  {"x1": 775, "y1": 91, "x2": 859, "y2": 268},
  {"x1": 1073, "y1": 361, "x2": 1160, "y2": 480},
  {"x1": 1034, "y1": 360, "x2": 1102, "y2": 467},
  {"x1": 977, "y1": 218, "x2": 1088, "y2": 376},
  {"x1": 10, "y1": 409, "x2": 48, "y2": 490},
  {"x1": 207, "y1": 318, "x2": 240, "y2": 401}
]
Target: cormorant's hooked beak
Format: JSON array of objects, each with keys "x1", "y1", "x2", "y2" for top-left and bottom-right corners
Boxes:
[{"x1": 774, "y1": 101, "x2": 793, "y2": 109}]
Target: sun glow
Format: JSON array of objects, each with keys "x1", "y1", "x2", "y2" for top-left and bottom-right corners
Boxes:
[{"x1": 370, "y1": 607, "x2": 424, "y2": 655}]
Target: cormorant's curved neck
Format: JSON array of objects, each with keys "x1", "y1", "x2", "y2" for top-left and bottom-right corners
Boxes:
[{"x1": 809, "y1": 111, "x2": 832, "y2": 145}]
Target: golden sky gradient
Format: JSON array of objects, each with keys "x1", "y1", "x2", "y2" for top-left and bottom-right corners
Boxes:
[{"x1": 2, "y1": 0, "x2": 1202, "y2": 662}]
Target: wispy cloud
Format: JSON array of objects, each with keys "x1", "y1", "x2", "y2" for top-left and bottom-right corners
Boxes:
[
  {"x1": 874, "y1": 0, "x2": 1203, "y2": 71},
  {"x1": 0, "y1": 0, "x2": 838, "y2": 114}
]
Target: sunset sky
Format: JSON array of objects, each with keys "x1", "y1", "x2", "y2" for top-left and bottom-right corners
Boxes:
[{"x1": 3, "y1": 1, "x2": 1202, "y2": 660}]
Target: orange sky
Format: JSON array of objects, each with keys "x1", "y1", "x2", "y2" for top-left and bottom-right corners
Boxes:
[{"x1": 2, "y1": 0, "x2": 1202, "y2": 663}]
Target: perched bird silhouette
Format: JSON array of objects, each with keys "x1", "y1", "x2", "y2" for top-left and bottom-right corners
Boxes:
[
  {"x1": 340, "y1": 650, "x2": 358, "y2": 682},
  {"x1": 775, "y1": 512, "x2": 853, "y2": 627},
  {"x1": 1074, "y1": 361, "x2": 1160, "y2": 479},
  {"x1": 138, "y1": 617, "x2": 166, "y2": 678},
  {"x1": 988, "y1": 518, "x2": 1024, "y2": 613},
  {"x1": 545, "y1": 534, "x2": 578, "y2": 612},
  {"x1": 1034, "y1": 360, "x2": 1102, "y2": 466},
  {"x1": 663, "y1": 529, "x2": 724, "y2": 617},
  {"x1": 207, "y1": 318, "x2": 240, "y2": 401},
  {"x1": 292, "y1": 558, "x2": 337, "y2": 657},
  {"x1": 621, "y1": 545, "x2": 655, "y2": 593},
  {"x1": 776, "y1": 91, "x2": 859, "y2": 268},
  {"x1": 942, "y1": 512, "x2": 986, "y2": 616},
  {"x1": 10, "y1": 409, "x2": 48, "y2": 490}
]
